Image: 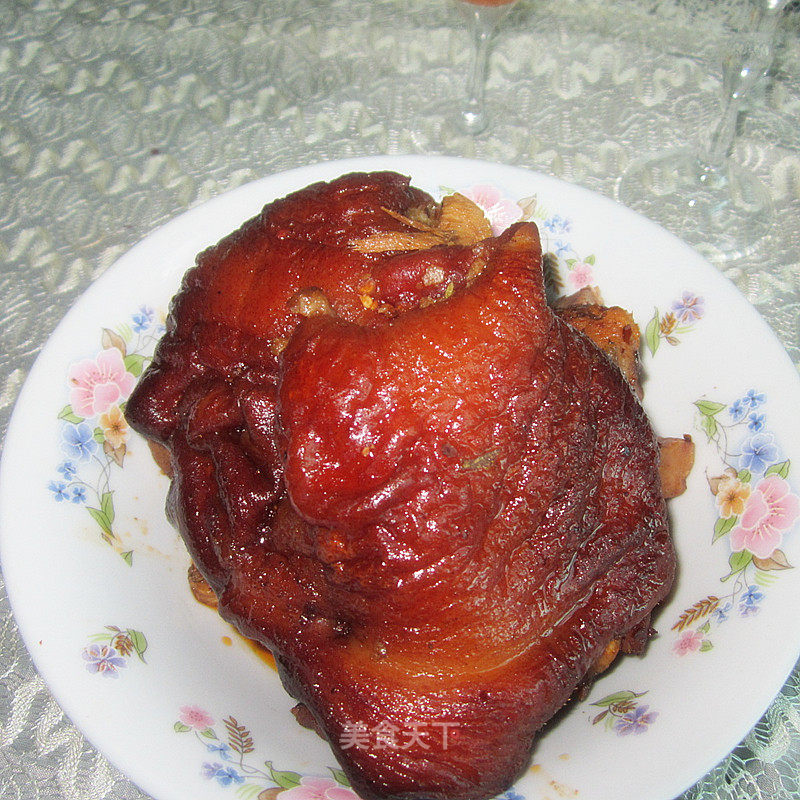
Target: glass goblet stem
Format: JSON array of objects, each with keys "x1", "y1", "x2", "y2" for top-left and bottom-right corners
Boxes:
[
  {"x1": 615, "y1": 0, "x2": 789, "y2": 260},
  {"x1": 456, "y1": 1, "x2": 517, "y2": 134},
  {"x1": 704, "y1": 0, "x2": 787, "y2": 167}
]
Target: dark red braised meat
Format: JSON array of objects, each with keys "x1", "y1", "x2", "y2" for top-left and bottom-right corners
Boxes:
[{"x1": 125, "y1": 171, "x2": 675, "y2": 800}]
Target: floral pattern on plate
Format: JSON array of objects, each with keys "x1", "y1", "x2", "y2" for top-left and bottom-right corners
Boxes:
[
  {"x1": 175, "y1": 706, "x2": 360, "y2": 799},
  {"x1": 49, "y1": 306, "x2": 164, "y2": 564},
  {"x1": 672, "y1": 391, "x2": 800, "y2": 654},
  {"x1": 82, "y1": 626, "x2": 148, "y2": 677},
  {"x1": 589, "y1": 690, "x2": 658, "y2": 736},
  {"x1": 644, "y1": 292, "x2": 705, "y2": 356},
  {"x1": 174, "y1": 705, "x2": 527, "y2": 800}
]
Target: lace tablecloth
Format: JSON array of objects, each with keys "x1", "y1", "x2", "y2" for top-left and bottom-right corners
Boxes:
[{"x1": 1, "y1": 1, "x2": 799, "y2": 798}]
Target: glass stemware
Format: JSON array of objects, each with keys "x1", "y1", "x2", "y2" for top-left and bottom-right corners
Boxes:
[
  {"x1": 616, "y1": 0, "x2": 789, "y2": 260},
  {"x1": 452, "y1": 0, "x2": 519, "y2": 135}
]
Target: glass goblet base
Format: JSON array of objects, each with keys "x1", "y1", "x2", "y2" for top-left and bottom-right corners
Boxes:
[
  {"x1": 616, "y1": 147, "x2": 775, "y2": 261},
  {"x1": 459, "y1": 99, "x2": 488, "y2": 135}
]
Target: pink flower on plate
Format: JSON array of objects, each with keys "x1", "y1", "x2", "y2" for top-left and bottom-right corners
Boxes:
[
  {"x1": 68, "y1": 347, "x2": 136, "y2": 418},
  {"x1": 730, "y1": 474, "x2": 800, "y2": 560},
  {"x1": 673, "y1": 629, "x2": 703, "y2": 656},
  {"x1": 568, "y1": 261, "x2": 594, "y2": 290},
  {"x1": 178, "y1": 705, "x2": 214, "y2": 731},
  {"x1": 461, "y1": 185, "x2": 522, "y2": 235},
  {"x1": 280, "y1": 777, "x2": 361, "y2": 800}
]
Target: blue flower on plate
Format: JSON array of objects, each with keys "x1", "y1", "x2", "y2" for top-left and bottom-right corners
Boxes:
[
  {"x1": 543, "y1": 214, "x2": 571, "y2": 235},
  {"x1": 206, "y1": 742, "x2": 232, "y2": 760},
  {"x1": 202, "y1": 763, "x2": 244, "y2": 787},
  {"x1": 132, "y1": 305, "x2": 155, "y2": 333},
  {"x1": 497, "y1": 790, "x2": 525, "y2": 800},
  {"x1": 214, "y1": 767, "x2": 244, "y2": 787},
  {"x1": 747, "y1": 413, "x2": 766, "y2": 433},
  {"x1": 743, "y1": 389, "x2": 766, "y2": 409},
  {"x1": 81, "y1": 644, "x2": 127, "y2": 677},
  {"x1": 670, "y1": 292, "x2": 705, "y2": 324},
  {"x1": 739, "y1": 432, "x2": 779, "y2": 475},
  {"x1": 62, "y1": 422, "x2": 97, "y2": 461},
  {"x1": 201, "y1": 762, "x2": 223, "y2": 780},
  {"x1": 48, "y1": 480, "x2": 70, "y2": 502},
  {"x1": 70, "y1": 485, "x2": 87, "y2": 504},
  {"x1": 713, "y1": 602, "x2": 732, "y2": 624},
  {"x1": 729, "y1": 398, "x2": 748, "y2": 422},
  {"x1": 739, "y1": 586, "x2": 764, "y2": 617},
  {"x1": 554, "y1": 239, "x2": 572, "y2": 258},
  {"x1": 614, "y1": 704, "x2": 658, "y2": 735},
  {"x1": 57, "y1": 460, "x2": 78, "y2": 479}
]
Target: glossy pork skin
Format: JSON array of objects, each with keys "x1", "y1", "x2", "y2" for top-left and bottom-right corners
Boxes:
[{"x1": 125, "y1": 172, "x2": 675, "y2": 800}]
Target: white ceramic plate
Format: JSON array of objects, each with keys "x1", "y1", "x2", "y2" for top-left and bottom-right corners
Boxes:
[{"x1": 2, "y1": 155, "x2": 800, "y2": 800}]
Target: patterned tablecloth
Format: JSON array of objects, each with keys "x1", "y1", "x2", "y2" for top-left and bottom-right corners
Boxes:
[{"x1": 1, "y1": 0, "x2": 799, "y2": 797}]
